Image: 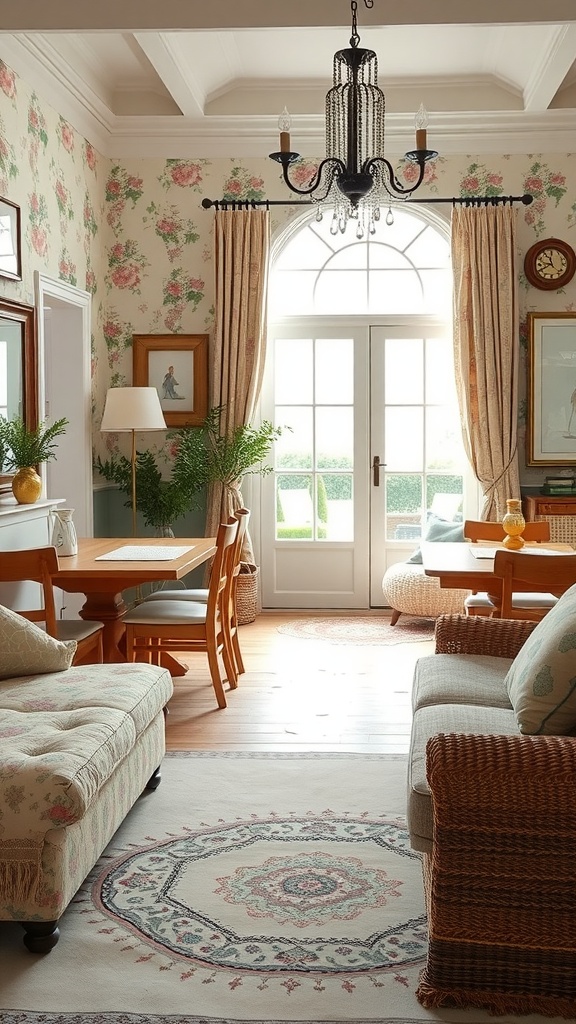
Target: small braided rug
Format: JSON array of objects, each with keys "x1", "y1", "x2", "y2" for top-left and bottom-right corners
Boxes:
[{"x1": 277, "y1": 615, "x2": 435, "y2": 645}]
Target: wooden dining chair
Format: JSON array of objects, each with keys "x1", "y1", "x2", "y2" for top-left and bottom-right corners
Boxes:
[
  {"x1": 0, "y1": 546, "x2": 104, "y2": 664},
  {"x1": 463, "y1": 519, "x2": 553, "y2": 617},
  {"x1": 493, "y1": 548, "x2": 576, "y2": 621},
  {"x1": 122, "y1": 518, "x2": 239, "y2": 709},
  {"x1": 136, "y1": 508, "x2": 251, "y2": 679}
]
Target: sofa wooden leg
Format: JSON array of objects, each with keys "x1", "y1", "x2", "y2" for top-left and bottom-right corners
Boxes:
[
  {"x1": 390, "y1": 609, "x2": 401, "y2": 625},
  {"x1": 21, "y1": 920, "x2": 60, "y2": 953},
  {"x1": 146, "y1": 765, "x2": 162, "y2": 790}
]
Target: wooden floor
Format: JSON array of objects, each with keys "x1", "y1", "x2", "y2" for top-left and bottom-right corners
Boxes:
[{"x1": 165, "y1": 612, "x2": 434, "y2": 753}]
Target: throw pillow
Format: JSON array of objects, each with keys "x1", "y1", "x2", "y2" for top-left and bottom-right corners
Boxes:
[
  {"x1": 408, "y1": 515, "x2": 465, "y2": 565},
  {"x1": 0, "y1": 604, "x2": 77, "y2": 680},
  {"x1": 505, "y1": 582, "x2": 576, "y2": 735}
]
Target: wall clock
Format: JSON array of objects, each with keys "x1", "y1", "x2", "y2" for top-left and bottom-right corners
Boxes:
[{"x1": 524, "y1": 237, "x2": 576, "y2": 290}]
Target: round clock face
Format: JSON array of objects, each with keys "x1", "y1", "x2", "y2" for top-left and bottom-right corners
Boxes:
[{"x1": 524, "y1": 238, "x2": 576, "y2": 290}]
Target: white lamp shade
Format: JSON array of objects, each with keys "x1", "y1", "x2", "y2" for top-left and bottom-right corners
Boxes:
[{"x1": 100, "y1": 387, "x2": 166, "y2": 432}]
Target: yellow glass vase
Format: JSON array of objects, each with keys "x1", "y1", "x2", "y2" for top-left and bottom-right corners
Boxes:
[
  {"x1": 502, "y1": 498, "x2": 525, "y2": 549},
  {"x1": 11, "y1": 466, "x2": 42, "y2": 504}
]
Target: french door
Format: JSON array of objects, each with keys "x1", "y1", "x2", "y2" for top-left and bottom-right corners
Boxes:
[{"x1": 260, "y1": 318, "x2": 471, "y2": 608}]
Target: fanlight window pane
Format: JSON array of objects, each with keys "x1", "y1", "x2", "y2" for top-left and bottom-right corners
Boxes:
[
  {"x1": 316, "y1": 407, "x2": 353, "y2": 468},
  {"x1": 406, "y1": 227, "x2": 450, "y2": 268},
  {"x1": 315, "y1": 338, "x2": 353, "y2": 404},
  {"x1": 314, "y1": 271, "x2": 367, "y2": 313},
  {"x1": 326, "y1": 244, "x2": 368, "y2": 270},
  {"x1": 384, "y1": 338, "x2": 423, "y2": 404},
  {"x1": 385, "y1": 407, "x2": 424, "y2": 470},
  {"x1": 275, "y1": 230, "x2": 332, "y2": 270},
  {"x1": 420, "y1": 270, "x2": 452, "y2": 314},
  {"x1": 367, "y1": 244, "x2": 411, "y2": 270},
  {"x1": 368, "y1": 270, "x2": 423, "y2": 313},
  {"x1": 269, "y1": 271, "x2": 317, "y2": 316},
  {"x1": 275, "y1": 338, "x2": 313, "y2": 404}
]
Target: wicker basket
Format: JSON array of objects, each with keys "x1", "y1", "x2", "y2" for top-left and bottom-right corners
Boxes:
[{"x1": 236, "y1": 562, "x2": 261, "y2": 624}]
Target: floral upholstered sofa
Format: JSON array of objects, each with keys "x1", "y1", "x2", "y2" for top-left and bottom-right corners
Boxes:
[
  {"x1": 0, "y1": 605, "x2": 173, "y2": 952},
  {"x1": 407, "y1": 586, "x2": 576, "y2": 1019}
]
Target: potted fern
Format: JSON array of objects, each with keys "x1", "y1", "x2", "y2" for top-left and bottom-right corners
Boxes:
[
  {"x1": 94, "y1": 448, "x2": 203, "y2": 534},
  {"x1": 0, "y1": 414, "x2": 68, "y2": 504}
]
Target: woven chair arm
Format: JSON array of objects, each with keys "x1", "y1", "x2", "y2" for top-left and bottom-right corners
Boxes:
[
  {"x1": 427, "y1": 732, "x2": 576, "y2": 836},
  {"x1": 434, "y1": 613, "x2": 536, "y2": 658}
]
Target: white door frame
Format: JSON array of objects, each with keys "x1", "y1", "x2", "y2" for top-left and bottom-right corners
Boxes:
[{"x1": 34, "y1": 273, "x2": 93, "y2": 538}]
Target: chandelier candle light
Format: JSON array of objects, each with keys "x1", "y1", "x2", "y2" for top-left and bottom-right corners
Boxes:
[{"x1": 270, "y1": 0, "x2": 437, "y2": 238}]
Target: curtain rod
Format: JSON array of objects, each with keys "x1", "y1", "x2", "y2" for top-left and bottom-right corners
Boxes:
[{"x1": 202, "y1": 194, "x2": 533, "y2": 211}]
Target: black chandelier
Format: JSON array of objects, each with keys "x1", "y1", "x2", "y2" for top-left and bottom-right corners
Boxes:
[{"x1": 269, "y1": 0, "x2": 438, "y2": 237}]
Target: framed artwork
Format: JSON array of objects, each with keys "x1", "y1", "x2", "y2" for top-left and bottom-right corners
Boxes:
[
  {"x1": 527, "y1": 311, "x2": 576, "y2": 465},
  {"x1": 132, "y1": 334, "x2": 209, "y2": 427},
  {"x1": 0, "y1": 197, "x2": 21, "y2": 281}
]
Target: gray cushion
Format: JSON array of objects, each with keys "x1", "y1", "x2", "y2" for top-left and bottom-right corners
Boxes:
[
  {"x1": 408, "y1": 516, "x2": 465, "y2": 564},
  {"x1": 412, "y1": 653, "x2": 512, "y2": 712}
]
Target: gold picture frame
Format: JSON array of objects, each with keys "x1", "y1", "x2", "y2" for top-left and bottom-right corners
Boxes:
[
  {"x1": 527, "y1": 311, "x2": 576, "y2": 465},
  {"x1": 133, "y1": 334, "x2": 209, "y2": 427}
]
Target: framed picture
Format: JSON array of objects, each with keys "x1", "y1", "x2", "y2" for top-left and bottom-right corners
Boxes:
[
  {"x1": 0, "y1": 197, "x2": 21, "y2": 281},
  {"x1": 527, "y1": 311, "x2": 576, "y2": 465},
  {"x1": 133, "y1": 334, "x2": 209, "y2": 427}
]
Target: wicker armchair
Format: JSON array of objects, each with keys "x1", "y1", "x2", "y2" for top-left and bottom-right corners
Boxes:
[{"x1": 415, "y1": 613, "x2": 576, "y2": 1019}]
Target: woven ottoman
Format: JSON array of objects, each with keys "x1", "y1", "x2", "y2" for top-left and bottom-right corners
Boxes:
[{"x1": 382, "y1": 562, "x2": 466, "y2": 624}]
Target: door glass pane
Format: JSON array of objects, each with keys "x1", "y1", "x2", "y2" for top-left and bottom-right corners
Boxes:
[
  {"x1": 277, "y1": 474, "x2": 313, "y2": 539},
  {"x1": 385, "y1": 338, "x2": 423, "y2": 404},
  {"x1": 316, "y1": 338, "x2": 353, "y2": 404},
  {"x1": 275, "y1": 338, "x2": 312, "y2": 403},
  {"x1": 322, "y1": 473, "x2": 353, "y2": 540},
  {"x1": 426, "y1": 407, "x2": 465, "y2": 472},
  {"x1": 426, "y1": 337, "x2": 454, "y2": 403},
  {"x1": 275, "y1": 406, "x2": 313, "y2": 469},
  {"x1": 316, "y1": 407, "x2": 353, "y2": 468},
  {"x1": 385, "y1": 474, "x2": 423, "y2": 541},
  {"x1": 385, "y1": 407, "x2": 423, "y2": 470},
  {"x1": 426, "y1": 477, "x2": 463, "y2": 520}
]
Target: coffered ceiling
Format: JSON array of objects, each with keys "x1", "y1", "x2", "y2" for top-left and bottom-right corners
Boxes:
[{"x1": 0, "y1": 0, "x2": 575, "y2": 157}]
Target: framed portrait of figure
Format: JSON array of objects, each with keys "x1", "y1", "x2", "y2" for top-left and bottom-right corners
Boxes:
[{"x1": 133, "y1": 334, "x2": 209, "y2": 427}]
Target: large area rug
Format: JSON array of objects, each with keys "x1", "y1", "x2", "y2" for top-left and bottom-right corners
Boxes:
[
  {"x1": 0, "y1": 753, "x2": 564, "y2": 1024},
  {"x1": 277, "y1": 616, "x2": 435, "y2": 645}
]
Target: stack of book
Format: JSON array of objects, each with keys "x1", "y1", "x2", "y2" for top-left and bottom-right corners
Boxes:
[{"x1": 540, "y1": 475, "x2": 576, "y2": 496}]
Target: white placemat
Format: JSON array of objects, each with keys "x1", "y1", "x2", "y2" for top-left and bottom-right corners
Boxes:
[{"x1": 95, "y1": 544, "x2": 194, "y2": 561}]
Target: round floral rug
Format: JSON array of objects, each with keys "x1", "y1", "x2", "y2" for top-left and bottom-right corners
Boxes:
[{"x1": 277, "y1": 616, "x2": 435, "y2": 645}]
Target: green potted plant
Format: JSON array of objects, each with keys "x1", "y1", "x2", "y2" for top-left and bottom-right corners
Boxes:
[
  {"x1": 0, "y1": 414, "x2": 68, "y2": 504},
  {"x1": 94, "y1": 447, "x2": 204, "y2": 534},
  {"x1": 174, "y1": 406, "x2": 284, "y2": 622}
]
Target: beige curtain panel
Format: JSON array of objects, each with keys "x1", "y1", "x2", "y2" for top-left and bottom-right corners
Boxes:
[
  {"x1": 451, "y1": 204, "x2": 520, "y2": 520},
  {"x1": 207, "y1": 209, "x2": 270, "y2": 561}
]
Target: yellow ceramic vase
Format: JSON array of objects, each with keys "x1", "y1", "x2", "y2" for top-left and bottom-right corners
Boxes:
[
  {"x1": 502, "y1": 498, "x2": 525, "y2": 549},
  {"x1": 11, "y1": 466, "x2": 42, "y2": 504}
]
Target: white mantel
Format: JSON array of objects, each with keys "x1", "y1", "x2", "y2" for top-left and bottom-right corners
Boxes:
[{"x1": 0, "y1": 495, "x2": 67, "y2": 556}]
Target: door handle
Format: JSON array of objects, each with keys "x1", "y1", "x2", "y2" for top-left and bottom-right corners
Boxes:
[{"x1": 372, "y1": 455, "x2": 385, "y2": 486}]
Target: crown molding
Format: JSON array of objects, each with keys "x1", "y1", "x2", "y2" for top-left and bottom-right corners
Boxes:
[{"x1": 1, "y1": 36, "x2": 576, "y2": 159}]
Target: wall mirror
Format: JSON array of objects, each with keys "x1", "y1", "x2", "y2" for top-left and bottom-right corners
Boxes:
[
  {"x1": 0, "y1": 297, "x2": 37, "y2": 489},
  {"x1": 527, "y1": 311, "x2": 576, "y2": 465}
]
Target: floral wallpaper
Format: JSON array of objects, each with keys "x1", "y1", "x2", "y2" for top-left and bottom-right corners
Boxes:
[{"x1": 0, "y1": 56, "x2": 575, "y2": 488}]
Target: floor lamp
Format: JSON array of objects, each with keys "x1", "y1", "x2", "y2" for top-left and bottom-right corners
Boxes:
[{"x1": 100, "y1": 387, "x2": 166, "y2": 536}]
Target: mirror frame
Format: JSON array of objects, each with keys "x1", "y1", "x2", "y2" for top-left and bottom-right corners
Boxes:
[{"x1": 0, "y1": 297, "x2": 38, "y2": 489}]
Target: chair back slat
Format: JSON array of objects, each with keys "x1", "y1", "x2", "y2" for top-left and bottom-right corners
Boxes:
[
  {"x1": 493, "y1": 549, "x2": 576, "y2": 620},
  {"x1": 0, "y1": 546, "x2": 59, "y2": 634},
  {"x1": 464, "y1": 520, "x2": 550, "y2": 543}
]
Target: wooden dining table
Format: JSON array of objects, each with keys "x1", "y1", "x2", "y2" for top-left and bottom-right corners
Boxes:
[
  {"x1": 421, "y1": 539, "x2": 575, "y2": 613},
  {"x1": 53, "y1": 536, "x2": 217, "y2": 665}
]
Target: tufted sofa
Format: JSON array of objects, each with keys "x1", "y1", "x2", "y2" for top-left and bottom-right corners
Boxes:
[
  {"x1": 407, "y1": 597, "x2": 576, "y2": 1018},
  {"x1": 0, "y1": 654, "x2": 173, "y2": 953}
]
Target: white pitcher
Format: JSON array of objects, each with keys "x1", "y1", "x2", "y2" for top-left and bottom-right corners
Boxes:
[{"x1": 51, "y1": 508, "x2": 78, "y2": 557}]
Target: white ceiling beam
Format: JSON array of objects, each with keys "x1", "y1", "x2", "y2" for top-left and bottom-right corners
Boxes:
[
  {"x1": 523, "y1": 24, "x2": 576, "y2": 110},
  {"x1": 134, "y1": 34, "x2": 205, "y2": 118},
  {"x1": 1, "y1": 0, "x2": 576, "y2": 31}
]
